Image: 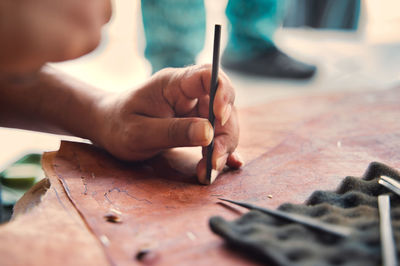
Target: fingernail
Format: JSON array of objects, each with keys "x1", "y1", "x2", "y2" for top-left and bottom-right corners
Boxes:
[
  {"x1": 221, "y1": 104, "x2": 232, "y2": 126},
  {"x1": 189, "y1": 121, "x2": 213, "y2": 145},
  {"x1": 210, "y1": 170, "x2": 219, "y2": 184},
  {"x1": 216, "y1": 154, "x2": 229, "y2": 171}
]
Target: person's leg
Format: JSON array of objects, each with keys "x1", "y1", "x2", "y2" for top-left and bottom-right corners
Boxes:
[
  {"x1": 225, "y1": 0, "x2": 285, "y2": 58},
  {"x1": 223, "y1": 0, "x2": 316, "y2": 79},
  {"x1": 141, "y1": 0, "x2": 206, "y2": 73}
]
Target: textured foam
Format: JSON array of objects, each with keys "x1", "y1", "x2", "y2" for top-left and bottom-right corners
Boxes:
[{"x1": 209, "y1": 162, "x2": 400, "y2": 266}]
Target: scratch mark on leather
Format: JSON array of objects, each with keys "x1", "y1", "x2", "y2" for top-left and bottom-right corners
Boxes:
[
  {"x1": 53, "y1": 187, "x2": 69, "y2": 213},
  {"x1": 104, "y1": 187, "x2": 152, "y2": 205},
  {"x1": 62, "y1": 179, "x2": 71, "y2": 195},
  {"x1": 80, "y1": 176, "x2": 88, "y2": 195},
  {"x1": 70, "y1": 149, "x2": 89, "y2": 196},
  {"x1": 53, "y1": 185, "x2": 90, "y2": 228}
]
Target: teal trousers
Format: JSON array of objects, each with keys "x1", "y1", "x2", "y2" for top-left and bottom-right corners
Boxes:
[{"x1": 141, "y1": 0, "x2": 285, "y2": 72}]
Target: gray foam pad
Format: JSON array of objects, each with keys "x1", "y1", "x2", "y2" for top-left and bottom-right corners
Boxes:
[{"x1": 209, "y1": 162, "x2": 400, "y2": 266}]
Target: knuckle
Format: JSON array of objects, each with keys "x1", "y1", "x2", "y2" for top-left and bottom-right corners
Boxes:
[
  {"x1": 198, "y1": 63, "x2": 211, "y2": 69},
  {"x1": 157, "y1": 67, "x2": 175, "y2": 76},
  {"x1": 122, "y1": 123, "x2": 143, "y2": 150},
  {"x1": 213, "y1": 140, "x2": 225, "y2": 155},
  {"x1": 167, "y1": 119, "x2": 183, "y2": 144},
  {"x1": 192, "y1": 64, "x2": 212, "y2": 78}
]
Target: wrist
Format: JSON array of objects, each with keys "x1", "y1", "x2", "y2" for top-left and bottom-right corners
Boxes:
[
  {"x1": 38, "y1": 66, "x2": 112, "y2": 142},
  {"x1": 83, "y1": 89, "x2": 113, "y2": 146}
]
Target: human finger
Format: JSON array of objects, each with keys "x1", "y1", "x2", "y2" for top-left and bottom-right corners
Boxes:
[
  {"x1": 196, "y1": 107, "x2": 240, "y2": 184},
  {"x1": 176, "y1": 65, "x2": 235, "y2": 103},
  {"x1": 178, "y1": 67, "x2": 235, "y2": 123},
  {"x1": 226, "y1": 151, "x2": 244, "y2": 169},
  {"x1": 213, "y1": 72, "x2": 235, "y2": 126},
  {"x1": 131, "y1": 116, "x2": 214, "y2": 151},
  {"x1": 197, "y1": 158, "x2": 216, "y2": 185},
  {"x1": 196, "y1": 151, "x2": 243, "y2": 185}
]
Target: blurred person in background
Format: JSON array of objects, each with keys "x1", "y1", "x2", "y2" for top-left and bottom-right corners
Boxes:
[
  {"x1": 284, "y1": 0, "x2": 360, "y2": 30},
  {"x1": 141, "y1": 0, "x2": 317, "y2": 79}
]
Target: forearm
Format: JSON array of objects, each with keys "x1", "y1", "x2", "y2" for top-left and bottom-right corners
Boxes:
[{"x1": 0, "y1": 65, "x2": 107, "y2": 141}]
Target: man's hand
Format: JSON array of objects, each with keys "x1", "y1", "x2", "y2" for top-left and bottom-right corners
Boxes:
[
  {"x1": 0, "y1": 64, "x2": 242, "y2": 184},
  {"x1": 94, "y1": 65, "x2": 243, "y2": 184},
  {"x1": 0, "y1": 0, "x2": 112, "y2": 73}
]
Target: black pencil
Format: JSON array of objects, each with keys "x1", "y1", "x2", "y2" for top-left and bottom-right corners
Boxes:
[{"x1": 206, "y1": 24, "x2": 221, "y2": 184}]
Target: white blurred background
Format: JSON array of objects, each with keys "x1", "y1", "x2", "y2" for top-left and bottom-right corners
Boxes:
[{"x1": 1, "y1": 0, "x2": 400, "y2": 167}]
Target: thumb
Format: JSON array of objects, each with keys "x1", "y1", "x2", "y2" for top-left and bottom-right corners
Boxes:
[{"x1": 141, "y1": 117, "x2": 214, "y2": 150}]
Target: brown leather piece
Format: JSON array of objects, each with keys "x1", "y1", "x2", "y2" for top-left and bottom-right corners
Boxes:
[
  {"x1": 0, "y1": 152, "x2": 109, "y2": 266},
  {"x1": 53, "y1": 87, "x2": 400, "y2": 265}
]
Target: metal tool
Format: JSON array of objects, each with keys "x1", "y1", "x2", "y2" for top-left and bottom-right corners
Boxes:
[
  {"x1": 378, "y1": 195, "x2": 398, "y2": 266},
  {"x1": 218, "y1": 198, "x2": 353, "y2": 238},
  {"x1": 205, "y1": 25, "x2": 221, "y2": 184},
  {"x1": 379, "y1": 175, "x2": 400, "y2": 197}
]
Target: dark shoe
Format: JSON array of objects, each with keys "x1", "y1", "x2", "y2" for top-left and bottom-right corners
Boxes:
[{"x1": 221, "y1": 47, "x2": 317, "y2": 79}]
